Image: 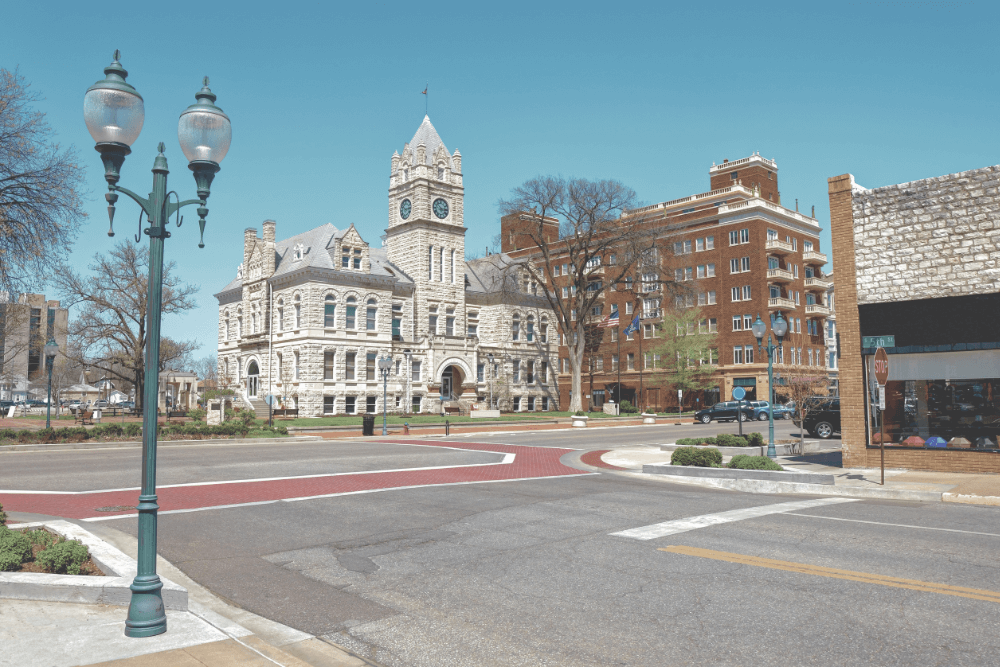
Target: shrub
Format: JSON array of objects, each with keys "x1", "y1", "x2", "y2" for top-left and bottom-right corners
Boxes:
[
  {"x1": 0, "y1": 501, "x2": 6, "y2": 526},
  {"x1": 676, "y1": 437, "x2": 717, "y2": 447},
  {"x1": 747, "y1": 432, "x2": 764, "y2": 448},
  {"x1": 36, "y1": 539, "x2": 90, "y2": 575},
  {"x1": 0, "y1": 525, "x2": 32, "y2": 571},
  {"x1": 574, "y1": 410, "x2": 586, "y2": 417},
  {"x1": 619, "y1": 400, "x2": 639, "y2": 414},
  {"x1": 124, "y1": 423, "x2": 142, "y2": 438},
  {"x1": 0, "y1": 428, "x2": 17, "y2": 443},
  {"x1": 670, "y1": 446, "x2": 722, "y2": 467},
  {"x1": 728, "y1": 455, "x2": 783, "y2": 471},
  {"x1": 715, "y1": 433, "x2": 750, "y2": 447},
  {"x1": 23, "y1": 528, "x2": 56, "y2": 549},
  {"x1": 187, "y1": 408, "x2": 206, "y2": 422}
]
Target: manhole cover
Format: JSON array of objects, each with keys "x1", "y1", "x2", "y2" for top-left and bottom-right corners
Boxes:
[{"x1": 94, "y1": 505, "x2": 135, "y2": 512}]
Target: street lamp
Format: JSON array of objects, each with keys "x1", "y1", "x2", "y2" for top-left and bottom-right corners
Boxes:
[
  {"x1": 487, "y1": 353, "x2": 494, "y2": 410},
  {"x1": 752, "y1": 311, "x2": 788, "y2": 458},
  {"x1": 378, "y1": 354, "x2": 393, "y2": 435},
  {"x1": 84, "y1": 51, "x2": 231, "y2": 639},
  {"x1": 44, "y1": 339, "x2": 58, "y2": 428}
]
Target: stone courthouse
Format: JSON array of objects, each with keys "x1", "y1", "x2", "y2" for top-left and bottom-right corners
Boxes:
[
  {"x1": 215, "y1": 116, "x2": 557, "y2": 417},
  {"x1": 830, "y1": 166, "x2": 1000, "y2": 473}
]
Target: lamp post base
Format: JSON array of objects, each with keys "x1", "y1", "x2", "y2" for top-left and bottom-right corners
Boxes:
[{"x1": 124, "y1": 575, "x2": 166, "y2": 637}]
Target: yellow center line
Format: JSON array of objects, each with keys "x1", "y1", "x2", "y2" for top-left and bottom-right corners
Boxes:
[{"x1": 660, "y1": 545, "x2": 1000, "y2": 604}]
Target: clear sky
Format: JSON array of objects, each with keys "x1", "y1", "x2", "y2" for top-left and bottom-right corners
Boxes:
[{"x1": 3, "y1": 1, "x2": 998, "y2": 365}]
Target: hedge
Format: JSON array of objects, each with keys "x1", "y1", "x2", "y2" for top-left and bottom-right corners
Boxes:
[
  {"x1": 0, "y1": 421, "x2": 288, "y2": 445},
  {"x1": 670, "y1": 446, "x2": 722, "y2": 467},
  {"x1": 728, "y1": 455, "x2": 783, "y2": 471}
]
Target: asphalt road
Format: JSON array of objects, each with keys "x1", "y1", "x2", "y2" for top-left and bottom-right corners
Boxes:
[{"x1": 5, "y1": 426, "x2": 998, "y2": 667}]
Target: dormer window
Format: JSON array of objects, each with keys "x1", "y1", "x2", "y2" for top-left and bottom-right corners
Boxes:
[
  {"x1": 438, "y1": 165, "x2": 445, "y2": 179},
  {"x1": 293, "y1": 244, "x2": 304, "y2": 261},
  {"x1": 404, "y1": 168, "x2": 409, "y2": 181},
  {"x1": 342, "y1": 246, "x2": 362, "y2": 270}
]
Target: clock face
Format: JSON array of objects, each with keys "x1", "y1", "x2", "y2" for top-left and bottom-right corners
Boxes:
[
  {"x1": 399, "y1": 199, "x2": 411, "y2": 220},
  {"x1": 433, "y1": 198, "x2": 449, "y2": 219}
]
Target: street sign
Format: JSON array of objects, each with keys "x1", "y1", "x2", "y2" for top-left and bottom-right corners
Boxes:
[
  {"x1": 732, "y1": 386, "x2": 746, "y2": 400},
  {"x1": 878, "y1": 385, "x2": 886, "y2": 410},
  {"x1": 873, "y1": 348, "x2": 889, "y2": 385},
  {"x1": 265, "y1": 394, "x2": 278, "y2": 407},
  {"x1": 863, "y1": 335, "x2": 895, "y2": 349},
  {"x1": 677, "y1": 390, "x2": 682, "y2": 401}
]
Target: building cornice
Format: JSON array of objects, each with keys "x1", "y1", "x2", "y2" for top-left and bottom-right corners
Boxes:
[{"x1": 709, "y1": 154, "x2": 778, "y2": 174}]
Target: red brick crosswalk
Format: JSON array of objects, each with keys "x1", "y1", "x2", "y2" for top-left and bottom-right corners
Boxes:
[{"x1": 1, "y1": 440, "x2": 591, "y2": 521}]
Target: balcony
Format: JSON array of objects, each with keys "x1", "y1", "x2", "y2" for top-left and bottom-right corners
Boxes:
[
  {"x1": 804, "y1": 276, "x2": 832, "y2": 290},
  {"x1": 805, "y1": 303, "x2": 831, "y2": 316},
  {"x1": 803, "y1": 250, "x2": 828, "y2": 264},
  {"x1": 765, "y1": 238, "x2": 794, "y2": 255},
  {"x1": 767, "y1": 267, "x2": 793, "y2": 282},
  {"x1": 768, "y1": 297, "x2": 795, "y2": 310}
]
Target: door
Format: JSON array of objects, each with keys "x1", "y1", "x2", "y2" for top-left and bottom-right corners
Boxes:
[
  {"x1": 441, "y1": 368, "x2": 453, "y2": 400},
  {"x1": 247, "y1": 361, "x2": 260, "y2": 398}
]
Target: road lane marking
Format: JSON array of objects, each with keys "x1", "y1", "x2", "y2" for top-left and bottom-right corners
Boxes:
[
  {"x1": 610, "y1": 498, "x2": 859, "y2": 540},
  {"x1": 0, "y1": 452, "x2": 516, "y2": 495},
  {"x1": 786, "y1": 513, "x2": 1000, "y2": 538},
  {"x1": 660, "y1": 545, "x2": 1000, "y2": 604},
  {"x1": 81, "y1": 474, "x2": 601, "y2": 521}
]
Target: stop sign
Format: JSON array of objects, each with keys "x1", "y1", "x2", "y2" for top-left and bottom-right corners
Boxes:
[{"x1": 873, "y1": 347, "x2": 889, "y2": 385}]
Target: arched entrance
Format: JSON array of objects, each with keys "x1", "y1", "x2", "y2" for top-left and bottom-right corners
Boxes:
[
  {"x1": 246, "y1": 360, "x2": 260, "y2": 398},
  {"x1": 440, "y1": 365, "x2": 464, "y2": 401}
]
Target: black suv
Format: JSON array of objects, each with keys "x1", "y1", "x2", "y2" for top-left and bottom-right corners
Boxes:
[
  {"x1": 694, "y1": 401, "x2": 755, "y2": 424},
  {"x1": 802, "y1": 397, "x2": 841, "y2": 439}
]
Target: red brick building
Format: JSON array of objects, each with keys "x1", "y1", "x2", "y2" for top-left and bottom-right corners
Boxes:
[{"x1": 504, "y1": 154, "x2": 833, "y2": 412}]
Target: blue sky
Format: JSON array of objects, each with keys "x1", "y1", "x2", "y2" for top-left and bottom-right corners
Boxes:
[{"x1": 4, "y1": 1, "x2": 998, "y2": 362}]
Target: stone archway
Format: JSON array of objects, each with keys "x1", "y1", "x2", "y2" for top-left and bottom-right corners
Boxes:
[
  {"x1": 440, "y1": 365, "x2": 465, "y2": 401},
  {"x1": 246, "y1": 360, "x2": 260, "y2": 398}
]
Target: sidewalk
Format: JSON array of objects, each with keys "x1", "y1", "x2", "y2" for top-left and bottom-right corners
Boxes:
[
  {"x1": 602, "y1": 445, "x2": 1000, "y2": 506},
  {"x1": 1, "y1": 519, "x2": 371, "y2": 667}
]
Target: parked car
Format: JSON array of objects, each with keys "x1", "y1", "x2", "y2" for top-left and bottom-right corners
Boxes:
[
  {"x1": 93, "y1": 400, "x2": 110, "y2": 409},
  {"x1": 802, "y1": 397, "x2": 841, "y2": 439},
  {"x1": 772, "y1": 403, "x2": 795, "y2": 420},
  {"x1": 694, "y1": 401, "x2": 755, "y2": 424},
  {"x1": 117, "y1": 401, "x2": 135, "y2": 410},
  {"x1": 0, "y1": 400, "x2": 15, "y2": 412},
  {"x1": 65, "y1": 401, "x2": 85, "y2": 411}
]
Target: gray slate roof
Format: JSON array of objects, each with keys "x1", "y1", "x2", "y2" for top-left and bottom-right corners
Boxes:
[
  {"x1": 404, "y1": 115, "x2": 453, "y2": 168},
  {"x1": 464, "y1": 254, "x2": 516, "y2": 294}
]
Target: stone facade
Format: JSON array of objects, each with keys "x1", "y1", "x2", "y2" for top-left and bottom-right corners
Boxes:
[
  {"x1": 215, "y1": 117, "x2": 558, "y2": 417},
  {"x1": 849, "y1": 167, "x2": 1000, "y2": 304}
]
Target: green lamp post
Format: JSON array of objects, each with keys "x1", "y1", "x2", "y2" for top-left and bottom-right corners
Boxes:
[
  {"x1": 44, "y1": 339, "x2": 59, "y2": 428},
  {"x1": 752, "y1": 311, "x2": 788, "y2": 458},
  {"x1": 378, "y1": 354, "x2": 392, "y2": 435},
  {"x1": 84, "y1": 51, "x2": 231, "y2": 638}
]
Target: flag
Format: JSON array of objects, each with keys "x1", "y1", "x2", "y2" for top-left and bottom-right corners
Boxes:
[
  {"x1": 599, "y1": 308, "x2": 619, "y2": 328},
  {"x1": 623, "y1": 315, "x2": 641, "y2": 336},
  {"x1": 422, "y1": 86, "x2": 428, "y2": 95}
]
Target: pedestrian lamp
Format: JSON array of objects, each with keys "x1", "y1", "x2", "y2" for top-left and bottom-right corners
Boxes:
[
  {"x1": 84, "y1": 51, "x2": 231, "y2": 639},
  {"x1": 752, "y1": 311, "x2": 788, "y2": 458},
  {"x1": 487, "y1": 353, "x2": 495, "y2": 410},
  {"x1": 378, "y1": 355, "x2": 393, "y2": 435},
  {"x1": 44, "y1": 339, "x2": 58, "y2": 429}
]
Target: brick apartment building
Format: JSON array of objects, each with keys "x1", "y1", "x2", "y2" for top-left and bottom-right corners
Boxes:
[{"x1": 504, "y1": 154, "x2": 834, "y2": 412}]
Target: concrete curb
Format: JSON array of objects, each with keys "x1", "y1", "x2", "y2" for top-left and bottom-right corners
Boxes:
[
  {"x1": 625, "y1": 470, "x2": 946, "y2": 502},
  {"x1": 659, "y1": 441, "x2": 828, "y2": 456},
  {"x1": 1, "y1": 520, "x2": 187, "y2": 610},
  {"x1": 0, "y1": 435, "x2": 323, "y2": 453},
  {"x1": 643, "y1": 463, "x2": 836, "y2": 485},
  {"x1": 943, "y1": 493, "x2": 1000, "y2": 507}
]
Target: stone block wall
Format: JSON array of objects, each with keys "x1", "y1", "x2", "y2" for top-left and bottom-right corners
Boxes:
[{"x1": 850, "y1": 165, "x2": 1000, "y2": 304}]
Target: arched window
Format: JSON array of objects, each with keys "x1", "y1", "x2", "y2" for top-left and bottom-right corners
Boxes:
[
  {"x1": 366, "y1": 298, "x2": 377, "y2": 331},
  {"x1": 346, "y1": 296, "x2": 357, "y2": 329},
  {"x1": 276, "y1": 299, "x2": 284, "y2": 331},
  {"x1": 324, "y1": 294, "x2": 336, "y2": 328},
  {"x1": 236, "y1": 312, "x2": 242, "y2": 339},
  {"x1": 512, "y1": 314, "x2": 520, "y2": 341},
  {"x1": 540, "y1": 316, "x2": 548, "y2": 343},
  {"x1": 438, "y1": 164, "x2": 445, "y2": 180},
  {"x1": 293, "y1": 295, "x2": 301, "y2": 329},
  {"x1": 223, "y1": 310, "x2": 229, "y2": 341},
  {"x1": 526, "y1": 315, "x2": 535, "y2": 342}
]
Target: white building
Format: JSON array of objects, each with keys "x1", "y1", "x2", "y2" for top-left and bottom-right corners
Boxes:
[
  {"x1": 826, "y1": 271, "x2": 838, "y2": 395},
  {"x1": 215, "y1": 116, "x2": 558, "y2": 417}
]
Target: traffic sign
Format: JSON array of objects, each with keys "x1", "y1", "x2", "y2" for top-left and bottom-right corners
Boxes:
[
  {"x1": 878, "y1": 385, "x2": 886, "y2": 410},
  {"x1": 733, "y1": 386, "x2": 746, "y2": 400},
  {"x1": 873, "y1": 348, "x2": 889, "y2": 385},
  {"x1": 863, "y1": 335, "x2": 895, "y2": 349},
  {"x1": 265, "y1": 394, "x2": 278, "y2": 407}
]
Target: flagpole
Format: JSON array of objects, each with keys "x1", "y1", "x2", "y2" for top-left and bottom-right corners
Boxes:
[
  {"x1": 639, "y1": 311, "x2": 643, "y2": 412},
  {"x1": 617, "y1": 325, "x2": 621, "y2": 415}
]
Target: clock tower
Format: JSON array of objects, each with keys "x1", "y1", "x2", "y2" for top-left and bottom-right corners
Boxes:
[{"x1": 386, "y1": 116, "x2": 467, "y2": 338}]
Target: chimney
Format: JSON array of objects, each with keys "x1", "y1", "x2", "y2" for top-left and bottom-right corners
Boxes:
[
  {"x1": 795, "y1": 199, "x2": 799, "y2": 212},
  {"x1": 263, "y1": 220, "x2": 275, "y2": 244},
  {"x1": 244, "y1": 227, "x2": 257, "y2": 266},
  {"x1": 811, "y1": 205, "x2": 815, "y2": 219}
]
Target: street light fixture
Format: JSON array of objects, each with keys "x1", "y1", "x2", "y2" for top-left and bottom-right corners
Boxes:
[
  {"x1": 44, "y1": 339, "x2": 58, "y2": 429},
  {"x1": 84, "y1": 51, "x2": 231, "y2": 639},
  {"x1": 752, "y1": 311, "x2": 788, "y2": 458},
  {"x1": 378, "y1": 354, "x2": 393, "y2": 435}
]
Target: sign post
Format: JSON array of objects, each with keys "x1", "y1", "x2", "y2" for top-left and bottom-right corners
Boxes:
[
  {"x1": 733, "y1": 386, "x2": 746, "y2": 438},
  {"x1": 265, "y1": 393, "x2": 277, "y2": 428},
  {"x1": 873, "y1": 347, "x2": 890, "y2": 485},
  {"x1": 678, "y1": 389, "x2": 683, "y2": 424}
]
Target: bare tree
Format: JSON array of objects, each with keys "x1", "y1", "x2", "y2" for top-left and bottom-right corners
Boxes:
[
  {"x1": 191, "y1": 355, "x2": 218, "y2": 391},
  {"x1": 497, "y1": 176, "x2": 673, "y2": 412},
  {"x1": 771, "y1": 334, "x2": 830, "y2": 452},
  {"x1": 0, "y1": 68, "x2": 87, "y2": 297},
  {"x1": 51, "y1": 241, "x2": 199, "y2": 411}
]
